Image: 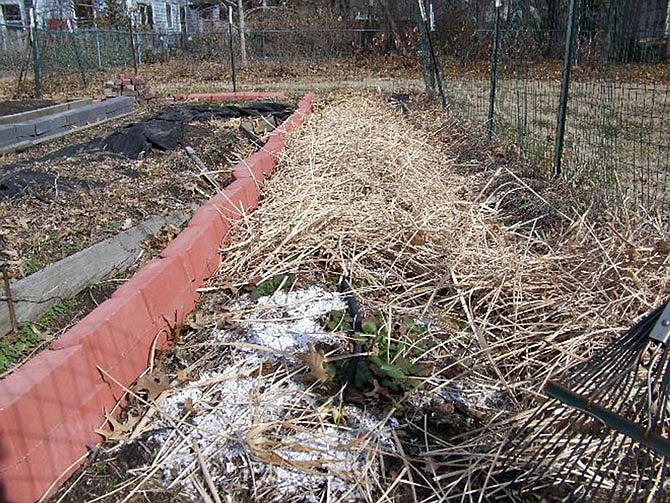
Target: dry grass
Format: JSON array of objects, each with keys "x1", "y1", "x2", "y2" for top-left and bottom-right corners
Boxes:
[
  {"x1": 207, "y1": 91, "x2": 669, "y2": 500},
  {"x1": 51, "y1": 91, "x2": 669, "y2": 502}
]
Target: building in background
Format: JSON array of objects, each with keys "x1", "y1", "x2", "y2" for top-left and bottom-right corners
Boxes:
[{"x1": 0, "y1": 0, "x2": 197, "y2": 32}]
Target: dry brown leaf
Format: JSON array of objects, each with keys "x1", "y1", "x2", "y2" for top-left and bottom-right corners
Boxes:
[
  {"x1": 216, "y1": 311, "x2": 241, "y2": 330},
  {"x1": 132, "y1": 371, "x2": 171, "y2": 401},
  {"x1": 95, "y1": 411, "x2": 140, "y2": 441},
  {"x1": 176, "y1": 368, "x2": 193, "y2": 382},
  {"x1": 410, "y1": 230, "x2": 427, "y2": 246},
  {"x1": 654, "y1": 239, "x2": 670, "y2": 255},
  {"x1": 188, "y1": 311, "x2": 208, "y2": 330},
  {"x1": 298, "y1": 343, "x2": 331, "y2": 383}
]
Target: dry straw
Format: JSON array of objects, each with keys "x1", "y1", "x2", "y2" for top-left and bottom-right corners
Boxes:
[
  {"x1": 210, "y1": 92, "x2": 669, "y2": 500},
  {"x1": 64, "y1": 92, "x2": 669, "y2": 502}
]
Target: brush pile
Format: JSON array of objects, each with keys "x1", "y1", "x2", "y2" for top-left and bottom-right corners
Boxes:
[{"x1": 59, "y1": 93, "x2": 669, "y2": 502}]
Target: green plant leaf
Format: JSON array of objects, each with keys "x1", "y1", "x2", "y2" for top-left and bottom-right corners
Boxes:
[
  {"x1": 325, "y1": 310, "x2": 353, "y2": 332},
  {"x1": 362, "y1": 316, "x2": 377, "y2": 335},
  {"x1": 377, "y1": 362, "x2": 406, "y2": 381}
]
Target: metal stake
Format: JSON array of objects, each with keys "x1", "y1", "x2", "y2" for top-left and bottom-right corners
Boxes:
[
  {"x1": 487, "y1": 0, "x2": 502, "y2": 139},
  {"x1": 228, "y1": 6, "x2": 237, "y2": 93},
  {"x1": 553, "y1": 0, "x2": 578, "y2": 177},
  {"x1": 95, "y1": 28, "x2": 103, "y2": 69},
  {"x1": 2, "y1": 266, "x2": 18, "y2": 335},
  {"x1": 29, "y1": 8, "x2": 42, "y2": 99},
  {"x1": 128, "y1": 16, "x2": 139, "y2": 74},
  {"x1": 67, "y1": 19, "x2": 87, "y2": 86}
]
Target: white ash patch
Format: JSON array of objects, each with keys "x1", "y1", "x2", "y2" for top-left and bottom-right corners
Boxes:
[
  {"x1": 158, "y1": 386, "x2": 204, "y2": 418},
  {"x1": 150, "y1": 365, "x2": 393, "y2": 501},
  {"x1": 144, "y1": 287, "x2": 395, "y2": 501},
  {"x1": 411, "y1": 379, "x2": 507, "y2": 413},
  {"x1": 215, "y1": 285, "x2": 347, "y2": 353}
]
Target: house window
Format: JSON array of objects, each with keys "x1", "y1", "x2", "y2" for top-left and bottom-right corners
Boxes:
[
  {"x1": 1, "y1": 4, "x2": 22, "y2": 30},
  {"x1": 74, "y1": 0, "x2": 94, "y2": 27},
  {"x1": 165, "y1": 3, "x2": 173, "y2": 28},
  {"x1": 179, "y1": 5, "x2": 185, "y2": 32},
  {"x1": 138, "y1": 2, "x2": 153, "y2": 28}
]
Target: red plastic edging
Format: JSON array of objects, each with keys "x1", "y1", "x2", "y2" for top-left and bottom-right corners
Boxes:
[{"x1": 0, "y1": 92, "x2": 314, "y2": 503}]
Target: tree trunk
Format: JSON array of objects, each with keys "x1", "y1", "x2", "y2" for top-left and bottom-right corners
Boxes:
[
  {"x1": 379, "y1": 0, "x2": 402, "y2": 51},
  {"x1": 238, "y1": 0, "x2": 247, "y2": 67},
  {"x1": 543, "y1": 0, "x2": 560, "y2": 58}
]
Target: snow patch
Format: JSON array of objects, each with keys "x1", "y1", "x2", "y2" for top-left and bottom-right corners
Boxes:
[{"x1": 145, "y1": 286, "x2": 394, "y2": 501}]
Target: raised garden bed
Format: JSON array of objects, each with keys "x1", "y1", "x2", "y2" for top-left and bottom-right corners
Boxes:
[
  {"x1": 0, "y1": 97, "x2": 294, "y2": 375},
  {"x1": 0, "y1": 97, "x2": 133, "y2": 153},
  {"x1": 43, "y1": 92, "x2": 670, "y2": 503},
  {"x1": 0, "y1": 92, "x2": 310, "y2": 503}
]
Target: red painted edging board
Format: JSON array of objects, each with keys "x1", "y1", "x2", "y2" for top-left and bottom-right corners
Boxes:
[{"x1": 0, "y1": 92, "x2": 314, "y2": 502}]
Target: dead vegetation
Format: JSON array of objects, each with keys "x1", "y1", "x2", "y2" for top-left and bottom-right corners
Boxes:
[
  {"x1": 0, "y1": 109, "x2": 253, "y2": 281},
  {"x1": 47, "y1": 92, "x2": 669, "y2": 502}
]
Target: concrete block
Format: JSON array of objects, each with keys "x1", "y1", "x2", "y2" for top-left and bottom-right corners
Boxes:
[
  {"x1": 72, "y1": 108, "x2": 97, "y2": 125},
  {"x1": 13, "y1": 122, "x2": 36, "y2": 138},
  {"x1": 0, "y1": 124, "x2": 16, "y2": 146},
  {"x1": 34, "y1": 113, "x2": 69, "y2": 136}
]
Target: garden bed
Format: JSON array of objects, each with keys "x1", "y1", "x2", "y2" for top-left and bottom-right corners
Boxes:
[
  {"x1": 46, "y1": 92, "x2": 669, "y2": 502},
  {"x1": 0, "y1": 98, "x2": 293, "y2": 374}
]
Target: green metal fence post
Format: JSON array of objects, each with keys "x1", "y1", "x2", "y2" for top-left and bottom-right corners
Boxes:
[
  {"x1": 228, "y1": 6, "x2": 237, "y2": 92},
  {"x1": 128, "y1": 17, "x2": 139, "y2": 74},
  {"x1": 29, "y1": 9, "x2": 42, "y2": 99},
  {"x1": 67, "y1": 19, "x2": 87, "y2": 86},
  {"x1": 418, "y1": 0, "x2": 446, "y2": 109},
  {"x1": 95, "y1": 28, "x2": 103, "y2": 69},
  {"x1": 553, "y1": 0, "x2": 578, "y2": 178},
  {"x1": 487, "y1": 0, "x2": 502, "y2": 139}
]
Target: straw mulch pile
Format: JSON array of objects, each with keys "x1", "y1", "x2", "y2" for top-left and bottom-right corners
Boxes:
[
  {"x1": 207, "y1": 92, "x2": 669, "y2": 500},
  {"x1": 54, "y1": 92, "x2": 669, "y2": 503}
]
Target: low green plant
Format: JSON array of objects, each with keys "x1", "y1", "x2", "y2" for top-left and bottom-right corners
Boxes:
[
  {"x1": 323, "y1": 309, "x2": 430, "y2": 393},
  {"x1": 21, "y1": 257, "x2": 43, "y2": 276},
  {"x1": 250, "y1": 274, "x2": 297, "y2": 300},
  {"x1": 0, "y1": 326, "x2": 43, "y2": 372},
  {"x1": 0, "y1": 298, "x2": 79, "y2": 373}
]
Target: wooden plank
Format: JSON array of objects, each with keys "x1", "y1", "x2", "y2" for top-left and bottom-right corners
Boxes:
[{"x1": 0, "y1": 209, "x2": 193, "y2": 337}]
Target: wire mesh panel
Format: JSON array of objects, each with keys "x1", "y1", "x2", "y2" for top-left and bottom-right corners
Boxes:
[
  {"x1": 436, "y1": 0, "x2": 669, "y2": 216},
  {"x1": 0, "y1": 26, "x2": 27, "y2": 73},
  {"x1": 0, "y1": 1, "x2": 667, "y2": 215}
]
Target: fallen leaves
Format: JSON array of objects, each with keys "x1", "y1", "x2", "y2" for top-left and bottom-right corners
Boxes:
[
  {"x1": 132, "y1": 371, "x2": 171, "y2": 401},
  {"x1": 298, "y1": 343, "x2": 332, "y2": 383},
  {"x1": 95, "y1": 410, "x2": 141, "y2": 441}
]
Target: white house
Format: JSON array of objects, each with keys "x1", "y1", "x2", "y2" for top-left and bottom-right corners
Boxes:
[{"x1": 0, "y1": 0, "x2": 197, "y2": 32}]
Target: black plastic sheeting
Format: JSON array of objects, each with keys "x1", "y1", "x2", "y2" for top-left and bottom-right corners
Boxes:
[
  {"x1": 100, "y1": 102, "x2": 292, "y2": 159},
  {"x1": 0, "y1": 102, "x2": 292, "y2": 199}
]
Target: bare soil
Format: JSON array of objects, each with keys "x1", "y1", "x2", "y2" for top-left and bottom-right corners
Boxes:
[
  {"x1": 0, "y1": 104, "x2": 258, "y2": 282},
  {"x1": 0, "y1": 97, "x2": 292, "y2": 376}
]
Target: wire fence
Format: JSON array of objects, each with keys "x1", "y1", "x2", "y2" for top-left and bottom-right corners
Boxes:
[
  {"x1": 1, "y1": 0, "x2": 669, "y2": 215},
  {"x1": 418, "y1": 0, "x2": 670, "y2": 216}
]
